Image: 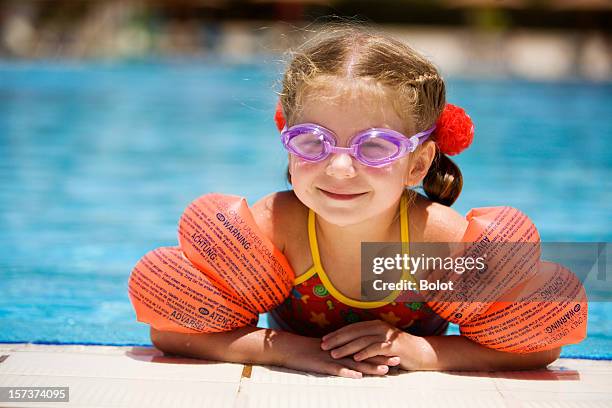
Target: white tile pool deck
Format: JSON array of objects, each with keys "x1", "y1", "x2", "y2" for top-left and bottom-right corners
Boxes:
[{"x1": 0, "y1": 343, "x2": 611, "y2": 408}]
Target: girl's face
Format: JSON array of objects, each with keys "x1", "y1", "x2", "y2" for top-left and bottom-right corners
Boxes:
[{"x1": 288, "y1": 88, "x2": 433, "y2": 227}]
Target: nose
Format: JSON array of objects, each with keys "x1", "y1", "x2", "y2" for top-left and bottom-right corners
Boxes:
[{"x1": 325, "y1": 152, "x2": 356, "y2": 179}]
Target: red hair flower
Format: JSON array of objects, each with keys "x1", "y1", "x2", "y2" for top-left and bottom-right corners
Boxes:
[
  {"x1": 274, "y1": 101, "x2": 286, "y2": 132},
  {"x1": 434, "y1": 104, "x2": 474, "y2": 156}
]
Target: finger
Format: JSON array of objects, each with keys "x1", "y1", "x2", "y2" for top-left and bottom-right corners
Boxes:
[
  {"x1": 321, "y1": 321, "x2": 386, "y2": 350},
  {"x1": 341, "y1": 357, "x2": 390, "y2": 376},
  {"x1": 354, "y1": 342, "x2": 394, "y2": 362},
  {"x1": 322, "y1": 320, "x2": 380, "y2": 342},
  {"x1": 329, "y1": 335, "x2": 379, "y2": 359},
  {"x1": 319, "y1": 361, "x2": 363, "y2": 379},
  {"x1": 363, "y1": 355, "x2": 401, "y2": 367}
]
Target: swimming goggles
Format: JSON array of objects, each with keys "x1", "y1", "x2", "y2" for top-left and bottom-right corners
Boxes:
[{"x1": 280, "y1": 123, "x2": 436, "y2": 168}]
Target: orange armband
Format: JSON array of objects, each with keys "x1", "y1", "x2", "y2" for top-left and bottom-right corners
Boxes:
[
  {"x1": 426, "y1": 207, "x2": 588, "y2": 353},
  {"x1": 128, "y1": 194, "x2": 295, "y2": 333}
]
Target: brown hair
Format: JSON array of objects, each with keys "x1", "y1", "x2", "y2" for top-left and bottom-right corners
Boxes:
[{"x1": 279, "y1": 23, "x2": 463, "y2": 206}]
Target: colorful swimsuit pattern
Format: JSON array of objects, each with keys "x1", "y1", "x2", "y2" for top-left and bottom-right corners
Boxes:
[{"x1": 271, "y1": 191, "x2": 449, "y2": 338}]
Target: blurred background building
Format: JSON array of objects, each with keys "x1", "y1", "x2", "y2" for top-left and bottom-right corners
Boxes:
[{"x1": 1, "y1": 0, "x2": 610, "y2": 80}]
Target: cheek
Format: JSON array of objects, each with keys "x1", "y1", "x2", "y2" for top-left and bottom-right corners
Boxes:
[
  {"x1": 289, "y1": 157, "x2": 324, "y2": 190},
  {"x1": 288, "y1": 158, "x2": 324, "y2": 208},
  {"x1": 361, "y1": 160, "x2": 408, "y2": 184},
  {"x1": 289, "y1": 156, "x2": 323, "y2": 177}
]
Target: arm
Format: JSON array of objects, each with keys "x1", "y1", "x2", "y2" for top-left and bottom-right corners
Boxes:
[
  {"x1": 322, "y1": 320, "x2": 561, "y2": 372},
  {"x1": 415, "y1": 334, "x2": 561, "y2": 371},
  {"x1": 150, "y1": 326, "x2": 396, "y2": 378},
  {"x1": 409, "y1": 204, "x2": 561, "y2": 370},
  {"x1": 149, "y1": 193, "x2": 295, "y2": 366},
  {"x1": 150, "y1": 192, "x2": 395, "y2": 376},
  {"x1": 150, "y1": 326, "x2": 286, "y2": 366}
]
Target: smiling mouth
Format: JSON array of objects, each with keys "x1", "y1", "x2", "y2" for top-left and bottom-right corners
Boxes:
[{"x1": 319, "y1": 188, "x2": 368, "y2": 201}]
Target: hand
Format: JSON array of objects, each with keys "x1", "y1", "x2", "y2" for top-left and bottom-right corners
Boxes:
[
  {"x1": 276, "y1": 333, "x2": 398, "y2": 378},
  {"x1": 320, "y1": 320, "x2": 425, "y2": 371}
]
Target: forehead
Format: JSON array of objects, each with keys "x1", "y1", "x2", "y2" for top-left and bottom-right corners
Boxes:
[{"x1": 295, "y1": 79, "x2": 410, "y2": 138}]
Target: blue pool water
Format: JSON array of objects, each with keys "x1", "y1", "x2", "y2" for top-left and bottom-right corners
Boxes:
[{"x1": 0, "y1": 60, "x2": 610, "y2": 359}]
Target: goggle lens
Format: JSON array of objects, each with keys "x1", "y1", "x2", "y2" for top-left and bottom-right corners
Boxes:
[
  {"x1": 357, "y1": 136, "x2": 400, "y2": 162},
  {"x1": 287, "y1": 132, "x2": 326, "y2": 160}
]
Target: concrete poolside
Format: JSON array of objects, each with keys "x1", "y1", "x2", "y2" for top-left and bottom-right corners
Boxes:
[{"x1": 0, "y1": 343, "x2": 611, "y2": 408}]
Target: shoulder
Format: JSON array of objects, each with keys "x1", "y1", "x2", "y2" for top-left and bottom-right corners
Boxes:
[
  {"x1": 250, "y1": 190, "x2": 308, "y2": 253},
  {"x1": 408, "y1": 192, "x2": 469, "y2": 242}
]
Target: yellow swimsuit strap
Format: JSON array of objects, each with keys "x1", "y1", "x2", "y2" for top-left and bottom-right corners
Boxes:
[{"x1": 304, "y1": 190, "x2": 412, "y2": 309}]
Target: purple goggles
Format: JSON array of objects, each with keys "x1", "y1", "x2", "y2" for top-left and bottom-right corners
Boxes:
[{"x1": 280, "y1": 123, "x2": 436, "y2": 168}]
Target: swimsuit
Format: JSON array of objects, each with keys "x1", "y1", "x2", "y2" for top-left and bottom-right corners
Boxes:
[{"x1": 270, "y1": 190, "x2": 449, "y2": 337}]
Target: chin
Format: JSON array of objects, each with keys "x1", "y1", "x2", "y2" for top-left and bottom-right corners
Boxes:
[{"x1": 315, "y1": 205, "x2": 374, "y2": 227}]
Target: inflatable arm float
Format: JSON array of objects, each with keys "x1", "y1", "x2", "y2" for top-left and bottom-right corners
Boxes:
[
  {"x1": 423, "y1": 206, "x2": 588, "y2": 353},
  {"x1": 128, "y1": 194, "x2": 295, "y2": 333}
]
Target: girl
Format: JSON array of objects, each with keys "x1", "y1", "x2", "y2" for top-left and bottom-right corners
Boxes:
[{"x1": 150, "y1": 25, "x2": 562, "y2": 378}]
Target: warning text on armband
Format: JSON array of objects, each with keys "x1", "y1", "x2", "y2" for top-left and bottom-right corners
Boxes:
[
  {"x1": 170, "y1": 310, "x2": 206, "y2": 331},
  {"x1": 216, "y1": 212, "x2": 251, "y2": 250},
  {"x1": 191, "y1": 233, "x2": 217, "y2": 261},
  {"x1": 214, "y1": 206, "x2": 290, "y2": 282},
  {"x1": 544, "y1": 303, "x2": 582, "y2": 334},
  {"x1": 170, "y1": 308, "x2": 238, "y2": 331}
]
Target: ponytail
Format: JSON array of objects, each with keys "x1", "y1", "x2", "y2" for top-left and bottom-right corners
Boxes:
[{"x1": 422, "y1": 151, "x2": 463, "y2": 206}]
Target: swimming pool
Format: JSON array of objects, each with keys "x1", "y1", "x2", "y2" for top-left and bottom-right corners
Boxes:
[{"x1": 0, "y1": 59, "x2": 610, "y2": 359}]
